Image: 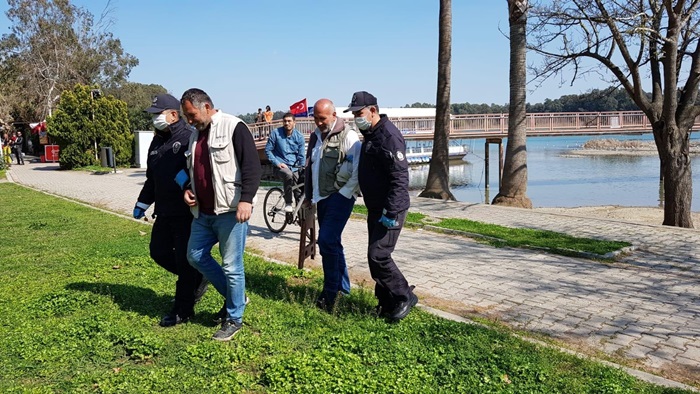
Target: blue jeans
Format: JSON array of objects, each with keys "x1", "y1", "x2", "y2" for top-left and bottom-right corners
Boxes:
[
  {"x1": 316, "y1": 192, "x2": 354, "y2": 299},
  {"x1": 187, "y1": 211, "x2": 247, "y2": 324}
]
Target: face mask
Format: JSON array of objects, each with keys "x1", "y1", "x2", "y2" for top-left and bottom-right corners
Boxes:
[
  {"x1": 354, "y1": 116, "x2": 371, "y2": 131},
  {"x1": 152, "y1": 113, "x2": 170, "y2": 131}
]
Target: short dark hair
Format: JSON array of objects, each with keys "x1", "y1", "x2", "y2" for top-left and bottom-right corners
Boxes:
[
  {"x1": 181, "y1": 88, "x2": 214, "y2": 109},
  {"x1": 283, "y1": 112, "x2": 294, "y2": 119}
]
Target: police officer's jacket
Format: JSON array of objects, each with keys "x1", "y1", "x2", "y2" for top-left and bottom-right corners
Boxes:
[
  {"x1": 358, "y1": 115, "x2": 410, "y2": 219},
  {"x1": 137, "y1": 118, "x2": 192, "y2": 217}
]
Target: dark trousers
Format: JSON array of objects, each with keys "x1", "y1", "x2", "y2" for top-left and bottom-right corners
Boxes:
[
  {"x1": 14, "y1": 147, "x2": 23, "y2": 164},
  {"x1": 367, "y1": 209, "x2": 411, "y2": 309},
  {"x1": 150, "y1": 215, "x2": 202, "y2": 313},
  {"x1": 273, "y1": 166, "x2": 300, "y2": 204}
]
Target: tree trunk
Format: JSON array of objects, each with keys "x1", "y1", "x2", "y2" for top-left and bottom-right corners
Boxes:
[
  {"x1": 492, "y1": 0, "x2": 532, "y2": 208},
  {"x1": 654, "y1": 123, "x2": 694, "y2": 227},
  {"x1": 419, "y1": 0, "x2": 456, "y2": 200}
]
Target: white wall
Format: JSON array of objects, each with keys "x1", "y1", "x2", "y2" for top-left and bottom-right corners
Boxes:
[{"x1": 134, "y1": 130, "x2": 153, "y2": 169}]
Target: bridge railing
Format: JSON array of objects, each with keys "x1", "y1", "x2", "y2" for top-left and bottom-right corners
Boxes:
[{"x1": 247, "y1": 111, "x2": 700, "y2": 140}]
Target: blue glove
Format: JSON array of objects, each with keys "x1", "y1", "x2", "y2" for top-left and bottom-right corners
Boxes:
[
  {"x1": 133, "y1": 202, "x2": 150, "y2": 219},
  {"x1": 133, "y1": 207, "x2": 145, "y2": 219},
  {"x1": 378, "y1": 215, "x2": 397, "y2": 228},
  {"x1": 174, "y1": 169, "x2": 190, "y2": 190}
]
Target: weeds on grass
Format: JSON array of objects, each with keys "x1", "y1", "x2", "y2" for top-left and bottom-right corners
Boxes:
[{"x1": 0, "y1": 183, "x2": 692, "y2": 393}]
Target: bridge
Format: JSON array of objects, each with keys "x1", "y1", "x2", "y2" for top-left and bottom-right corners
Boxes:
[{"x1": 249, "y1": 110, "x2": 700, "y2": 145}]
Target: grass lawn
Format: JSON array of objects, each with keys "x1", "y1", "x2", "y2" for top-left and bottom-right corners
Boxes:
[
  {"x1": 352, "y1": 204, "x2": 631, "y2": 258},
  {"x1": 0, "y1": 183, "x2": 690, "y2": 393}
]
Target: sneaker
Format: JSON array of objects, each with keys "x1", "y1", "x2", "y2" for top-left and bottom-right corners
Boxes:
[
  {"x1": 159, "y1": 309, "x2": 193, "y2": 327},
  {"x1": 284, "y1": 204, "x2": 294, "y2": 213},
  {"x1": 213, "y1": 296, "x2": 250, "y2": 323},
  {"x1": 194, "y1": 277, "x2": 209, "y2": 304},
  {"x1": 212, "y1": 319, "x2": 242, "y2": 341}
]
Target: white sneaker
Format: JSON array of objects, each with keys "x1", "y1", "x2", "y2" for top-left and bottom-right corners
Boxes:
[{"x1": 284, "y1": 204, "x2": 294, "y2": 213}]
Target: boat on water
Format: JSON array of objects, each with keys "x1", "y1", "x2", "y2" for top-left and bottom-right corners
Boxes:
[{"x1": 404, "y1": 138, "x2": 469, "y2": 164}]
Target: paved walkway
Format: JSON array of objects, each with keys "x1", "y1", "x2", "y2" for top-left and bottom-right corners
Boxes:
[{"x1": 6, "y1": 160, "x2": 700, "y2": 389}]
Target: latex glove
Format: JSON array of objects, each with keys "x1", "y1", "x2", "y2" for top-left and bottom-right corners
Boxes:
[
  {"x1": 133, "y1": 202, "x2": 150, "y2": 219},
  {"x1": 174, "y1": 169, "x2": 190, "y2": 190},
  {"x1": 133, "y1": 206, "x2": 146, "y2": 219},
  {"x1": 378, "y1": 215, "x2": 397, "y2": 228}
]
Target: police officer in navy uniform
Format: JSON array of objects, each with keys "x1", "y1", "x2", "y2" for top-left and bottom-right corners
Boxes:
[
  {"x1": 345, "y1": 91, "x2": 417, "y2": 322},
  {"x1": 134, "y1": 93, "x2": 207, "y2": 327}
]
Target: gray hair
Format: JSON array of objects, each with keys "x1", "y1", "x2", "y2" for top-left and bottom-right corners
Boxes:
[{"x1": 181, "y1": 88, "x2": 214, "y2": 109}]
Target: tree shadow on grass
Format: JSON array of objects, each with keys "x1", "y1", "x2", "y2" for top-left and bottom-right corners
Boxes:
[{"x1": 65, "y1": 281, "x2": 169, "y2": 319}]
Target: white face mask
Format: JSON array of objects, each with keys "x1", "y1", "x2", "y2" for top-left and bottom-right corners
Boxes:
[
  {"x1": 152, "y1": 113, "x2": 170, "y2": 131},
  {"x1": 354, "y1": 116, "x2": 372, "y2": 131}
]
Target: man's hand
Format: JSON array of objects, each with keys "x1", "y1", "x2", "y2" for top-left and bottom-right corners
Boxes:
[
  {"x1": 184, "y1": 190, "x2": 197, "y2": 207},
  {"x1": 378, "y1": 215, "x2": 398, "y2": 228},
  {"x1": 133, "y1": 202, "x2": 150, "y2": 220},
  {"x1": 236, "y1": 201, "x2": 253, "y2": 223},
  {"x1": 133, "y1": 206, "x2": 146, "y2": 219},
  {"x1": 278, "y1": 163, "x2": 288, "y2": 169}
]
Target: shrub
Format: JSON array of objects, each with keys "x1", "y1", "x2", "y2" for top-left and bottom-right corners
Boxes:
[{"x1": 47, "y1": 84, "x2": 133, "y2": 169}]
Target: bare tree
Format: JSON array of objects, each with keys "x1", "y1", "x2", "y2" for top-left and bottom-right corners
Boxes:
[
  {"x1": 419, "y1": 0, "x2": 456, "y2": 200},
  {"x1": 0, "y1": 0, "x2": 137, "y2": 121},
  {"x1": 529, "y1": 0, "x2": 700, "y2": 228},
  {"x1": 493, "y1": 0, "x2": 533, "y2": 208}
]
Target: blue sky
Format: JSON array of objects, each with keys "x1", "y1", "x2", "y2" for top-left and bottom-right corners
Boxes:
[{"x1": 0, "y1": 0, "x2": 611, "y2": 115}]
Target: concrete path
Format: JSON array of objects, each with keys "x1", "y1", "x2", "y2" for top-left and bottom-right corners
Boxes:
[{"x1": 6, "y1": 160, "x2": 699, "y2": 389}]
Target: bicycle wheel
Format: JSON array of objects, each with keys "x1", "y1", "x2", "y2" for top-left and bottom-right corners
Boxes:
[{"x1": 263, "y1": 187, "x2": 288, "y2": 233}]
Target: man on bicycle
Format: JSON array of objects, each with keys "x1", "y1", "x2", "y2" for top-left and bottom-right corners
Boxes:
[{"x1": 265, "y1": 112, "x2": 306, "y2": 212}]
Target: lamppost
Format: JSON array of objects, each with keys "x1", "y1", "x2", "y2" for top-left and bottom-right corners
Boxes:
[{"x1": 90, "y1": 89, "x2": 101, "y2": 160}]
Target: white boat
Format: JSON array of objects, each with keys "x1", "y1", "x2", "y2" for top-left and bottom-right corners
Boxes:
[{"x1": 405, "y1": 139, "x2": 468, "y2": 164}]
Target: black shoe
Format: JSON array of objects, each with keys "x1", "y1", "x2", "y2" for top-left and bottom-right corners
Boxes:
[
  {"x1": 194, "y1": 277, "x2": 209, "y2": 304},
  {"x1": 159, "y1": 309, "x2": 193, "y2": 327},
  {"x1": 212, "y1": 320, "x2": 242, "y2": 341},
  {"x1": 213, "y1": 296, "x2": 250, "y2": 323},
  {"x1": 388, "y1": 292, "x2": 418, "y2": 322}
]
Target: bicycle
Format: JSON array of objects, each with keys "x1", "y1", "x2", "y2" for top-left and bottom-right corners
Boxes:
[{"x1": 263, "y1": 169, "x2": 306, "y2": 233}]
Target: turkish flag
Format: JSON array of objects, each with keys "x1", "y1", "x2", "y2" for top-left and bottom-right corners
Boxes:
[{"x1": 290, "y1": 98, "x2": 308, "y2": 117}]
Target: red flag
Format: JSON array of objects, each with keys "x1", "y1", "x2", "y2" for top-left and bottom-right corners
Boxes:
[{"x1": 290, "y1": 98, "x2": 308, "y2": 117}]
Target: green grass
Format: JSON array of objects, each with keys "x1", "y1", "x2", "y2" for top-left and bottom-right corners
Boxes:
[
  {"x1": 353, "y1": 204, "x2": 631, "y2": 258},
  {"x1": 0, "y1": 183, "x2": 689, "y2": 393},
  {"x1": 74, "y1": 165, "x2": 121, "y2": 172}
]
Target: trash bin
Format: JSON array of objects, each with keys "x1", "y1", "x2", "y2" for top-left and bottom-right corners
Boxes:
[{"x1": 100, "y1": 146, "x2": 114, "y2": 167}]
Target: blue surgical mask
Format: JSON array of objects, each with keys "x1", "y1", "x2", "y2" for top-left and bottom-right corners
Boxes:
[
  {"x1": 354, "y1": 116, "x2": 371, "y2": 131},
  {"x1": 152, "y1": 113, "x2": 170, "y2": 131}
]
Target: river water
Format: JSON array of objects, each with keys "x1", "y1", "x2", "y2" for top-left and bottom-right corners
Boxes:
[{"x1": 407, "y1": 133, "x2": 700, "y2": 210}]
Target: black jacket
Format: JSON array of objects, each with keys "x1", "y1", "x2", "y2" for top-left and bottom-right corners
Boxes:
[
  {"x1": 137, "y1": 118, "x2": 192, "y2": 217},
  {"x1": 358, "y1": 115, "x2": 410, "y2": 219}
]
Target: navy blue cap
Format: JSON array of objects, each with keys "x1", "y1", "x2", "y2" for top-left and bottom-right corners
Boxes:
[
  {"x1": 145, "y1": 94, "x2": 180, "y2": 113},
  {"x1": 344, "y1": 91, "x2": 377, "y2": 112}
]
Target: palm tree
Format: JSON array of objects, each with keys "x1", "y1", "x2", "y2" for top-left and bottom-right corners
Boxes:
[
  {"x1": 419, "y1": 0, "x2": 456, "y2": 200},
  {"x1": 492, "y1": 0, "x2": 532, "y2": 208}
]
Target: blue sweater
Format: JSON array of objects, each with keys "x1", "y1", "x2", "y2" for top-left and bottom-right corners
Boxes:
[{"x1": 265, "y1": 127, "x2": 306, "y2": 168}]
